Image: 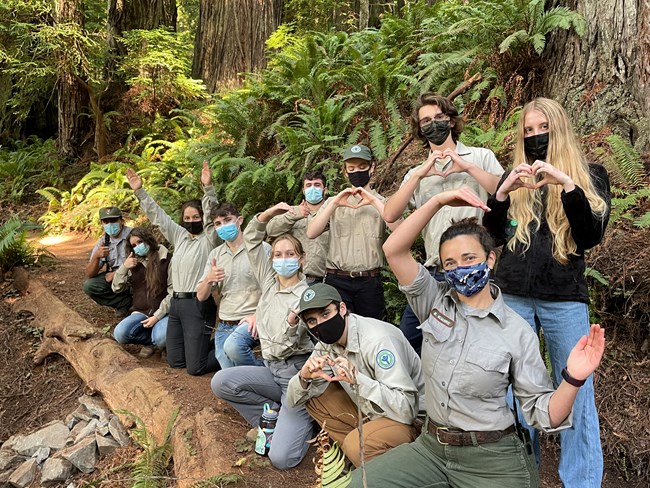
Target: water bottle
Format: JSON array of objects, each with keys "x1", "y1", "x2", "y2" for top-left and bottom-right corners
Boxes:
[{"x1": 254, "y1": 403, "x2": 278, "y2": 456}]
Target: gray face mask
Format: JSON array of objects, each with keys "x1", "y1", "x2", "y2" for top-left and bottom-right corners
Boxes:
[{"x1": 421, "y1": 120, "x2": 451, "y2": 146}]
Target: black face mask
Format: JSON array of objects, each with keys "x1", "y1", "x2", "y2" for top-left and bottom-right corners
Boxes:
[
  {"x1": 307, "y1": 310, "x2": 346, "y2": 345},
  {"x1": 523, "y1": 132, "x2": 549, "y2": 161},
  {"x1": 182, "y1": 220, "x2": 204, "y2": 235},
  {"x1": 421, "y1": 120, "x2": 451, "y2": 146},
  {"x1": 347, "y1": 169, "x2": 371, "y2": 188}
]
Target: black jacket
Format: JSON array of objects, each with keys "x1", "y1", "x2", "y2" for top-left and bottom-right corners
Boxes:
[{"x1": 483, "y1": 164, "x2": 610, "y2": 303}]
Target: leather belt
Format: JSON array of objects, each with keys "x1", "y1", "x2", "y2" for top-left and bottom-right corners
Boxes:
[
  {"x1": 427, "y1": 421, "x2": 516, "y2": 446},
  {"x1": 305, "y1": 275, "x2": 324, "y2": 282},
  {"x1": 219, "y1": 319, "x2": 240, "y2": 326},
  {"x1": 172, "y1": 292, "x2": 197, "y2": 299},
  {"x1": 326, "y1": 268, "x2": 380, "y2": 278}
]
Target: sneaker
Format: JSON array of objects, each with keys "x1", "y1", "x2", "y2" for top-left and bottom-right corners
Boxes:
[
  {"x1": 138, "y1": 346, "x2": 155, "y2": 358},
  {"x1": 246, "y1": 427, "x2": 259, "y2": 442}
]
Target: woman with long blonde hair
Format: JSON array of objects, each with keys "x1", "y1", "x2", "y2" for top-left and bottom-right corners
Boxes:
[{"x1": 483, "y1": 97, "x2": 610, "y2": 488}]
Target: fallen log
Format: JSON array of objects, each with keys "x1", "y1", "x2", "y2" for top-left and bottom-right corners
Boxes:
[{"x1": 11, "y1": 267, "x2": 232, "y2": 487}]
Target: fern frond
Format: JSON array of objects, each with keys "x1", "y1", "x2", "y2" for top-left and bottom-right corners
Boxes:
[{"x1": 604, "y1": 135, "x2": 645, "y2": 189}]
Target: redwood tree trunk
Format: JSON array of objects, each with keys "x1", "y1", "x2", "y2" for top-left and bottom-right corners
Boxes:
[
  {"x1": 55, "y1": 0, "x2": 85, "y2": 159},
  {"x1": 541, "y1": 1, "x2": 650, "y2": 150},
  {"x1": 192, "y1": 0, "x2": 284, "y2": 92}
]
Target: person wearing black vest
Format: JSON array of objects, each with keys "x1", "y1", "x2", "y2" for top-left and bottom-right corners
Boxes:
[{"x1": 112, "y1": 227, "x2": 172, "y2": 357}]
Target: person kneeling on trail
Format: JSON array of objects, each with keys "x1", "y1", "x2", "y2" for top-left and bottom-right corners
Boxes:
[{"x1": 287, "y1": 283, "x2": 425, "y2": 467}]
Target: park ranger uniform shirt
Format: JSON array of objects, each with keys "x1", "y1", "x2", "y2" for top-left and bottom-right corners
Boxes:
[
  {"x1": 401, "y1": 141, "x2": 504, "y2": 267},
  {"x1": 197, "y1": 239, "x2": 270, "y2": 321},
  {"x1": 267, "y1": 205, "x2": 329, "y2": 278},
  {"x1": 134, "y1": 186, "x2": 219, "y2": 293},
  {"x1": 89, "y1": 225, "x2": 132, "y2": 271},
  {"x1": 244, "y1": 216, "x2": 313, "y2": 361},
  {"x1": 317, "y1": 190, "x2": 386, "y2": 272},
  {"x1": 401, "y1": 264, "x2": 572, "y2": 433},
  {"x1": 287, "y1": 313, "x2": 425, "y2": 425}
]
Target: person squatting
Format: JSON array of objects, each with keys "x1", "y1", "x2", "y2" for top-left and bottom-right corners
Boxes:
[{"x1": 86, "y1": 94, "x2": 610, "y2": 487}]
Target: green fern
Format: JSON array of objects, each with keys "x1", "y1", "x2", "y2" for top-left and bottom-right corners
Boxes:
[
  {"x1": 116, "y1": 408, "x2": 180, "y2": 488},
  {"x1": 634, "y1": 211, "x2": 650, "y2": 229},
  {"x1": 0, "y1": 218, "x2": 39, "y2": 271},
  {"x1": 603, "y1": 134, "x2": 645, "y2": 189}
]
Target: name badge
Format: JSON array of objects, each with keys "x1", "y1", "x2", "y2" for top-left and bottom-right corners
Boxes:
[{"x1": 430, "y1": 308, "x2": 454, "y2": 328}]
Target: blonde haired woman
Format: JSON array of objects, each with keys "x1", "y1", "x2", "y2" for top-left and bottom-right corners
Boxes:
[{"x1": 483, "y1": 97, "x2": 610, "y2": 488}]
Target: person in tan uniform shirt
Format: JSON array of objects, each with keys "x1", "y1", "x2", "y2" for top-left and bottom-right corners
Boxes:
[
  {"x1": 287, "y1": 283, "x2": 424, "y2": 467},
  {"x1": 196, "y1": 202, "x2": 269, "y2": 368},
  {"x1": 307, "y1": 144, "x2": 400, "y2": 320},
  {"x1": 267, "y1": 170, "x2": 329, "y2": 285}
]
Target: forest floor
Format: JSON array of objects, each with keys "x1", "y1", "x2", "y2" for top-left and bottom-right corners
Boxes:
[{"x1": 0, "y1": 232, "x2": 645, "y2": 487}]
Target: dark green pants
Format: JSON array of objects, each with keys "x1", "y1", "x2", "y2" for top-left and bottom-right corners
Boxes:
[
  {"x1": 83, "y1": 274, "x2": 132, "y2": 311},
  {"x1": 348, "y1": 430, "x2": 539, "y2": 488}
]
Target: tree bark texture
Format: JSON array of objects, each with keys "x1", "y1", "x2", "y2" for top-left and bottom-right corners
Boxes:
[
  {"x1": 12, "y1": 271, "x2": 232, "y2": 488},
  {"x1": 359, "y1": 0, "x2": 370, "y2": 29},
  {"x1": 541, "y1": 1, "x2": 650, "y2": 150},
  {"x1": 192, "y1": 0, "x2": 284, "y2": 92},
  {"x1": 55, "y1": 0, "x2": 86, "y2": 159}
]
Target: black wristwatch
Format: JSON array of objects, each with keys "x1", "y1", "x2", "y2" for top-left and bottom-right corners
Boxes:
[{"x1": 561, "y1": 367, "x2": 586, "y2": 387}]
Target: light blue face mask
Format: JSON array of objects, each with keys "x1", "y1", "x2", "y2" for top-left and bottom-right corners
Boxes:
[
  {"x1": 304, "y1": 186, "x2": 324, "y2": 204},
  {"x1": 216, "y1": 222, "x2": 239, "y2": 242},
  {"x1": 272, "y1": 258, "x2": 300, "y2": 277},
  {"x1": 133, "y1": 242, "x2": 150, "y2": 257},
  {"x1": 103, "y1": 222, "x2": 121, "y2": 237}
]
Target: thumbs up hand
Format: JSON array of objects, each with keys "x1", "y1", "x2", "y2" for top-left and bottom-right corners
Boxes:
[
  {"x1": 124, "y1": 252, "x2": 138, "y2": 269},
  {"x1": 207, "y1": 257, "x2": 225, "y2": 284}
]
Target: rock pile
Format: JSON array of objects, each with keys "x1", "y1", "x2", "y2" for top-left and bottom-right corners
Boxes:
[{"x1": 0, "y1": 395, "x2": 130, "y2": 487}]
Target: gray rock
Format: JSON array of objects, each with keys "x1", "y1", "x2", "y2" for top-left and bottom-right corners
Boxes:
[
  {"x1": 78, "y1": 396, "x2": 111, "y2": 423},
  {"x1": 41, "y1": 458, "x2": 74, "y2": 483},
  {"x1": 1, "y1": 467, "x2": 11, "y2": 484},
  {"x1": 96, "y1": 424, "x2": 109, "y2": 436},
  {"x1": 64, "y1": 414, "x2": 79, "y2": 430},
  {"x1": 67, "y1": 420, "x2": 88, "y2": 446},
  {"x1": 0, "y1": 450, "x2": 24, "y2": 471},
  {"x1": 95, "y1": 435, "x2": 120, "y2": 457},
  {"x1": 10, "y1": 422, "x2": 69, "y2": 456},
  {"x1": 68, "y1": 405, "x2": 93, "y2": 423},
  {"x1": 73, "y1": 419, "x2": 99, "y2": 444},
  {"x1": 60, "y1": 437, "x2": 96, "y2": 474},
  {"x1": 107, "y1": 416, "x2": 130, "y2": 447},
  {"x1": 32, "y1": 447, "x2": 50, "y2": 464},
  {"x1": 1, "y1": 436, "x2": 20, "y2": 452},
  {"x1": 7, "y1": 458, "x2": 38, "y2": 488}
]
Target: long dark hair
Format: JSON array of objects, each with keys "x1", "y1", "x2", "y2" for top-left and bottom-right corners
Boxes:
[{"x1": 126, "y1": 227, "x2": 165, "y2": 299}]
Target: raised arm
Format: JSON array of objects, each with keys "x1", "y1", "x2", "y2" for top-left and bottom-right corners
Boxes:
[
  {"x1": 307, "y1": 188, "x2": 355, "y2": 238},
  {"x1": 384, "y1": 187, "x2": 490, "y2": 287},
  {"x1": 201, "y1": 160, "x2": 220, "y2": 247},
  {"x1": 383, "y1": 151, "x2": 442, "y2": 223},
  {"x1": 126, "y1": 168, "x2": 186, "y2": 245},
  {"x1": 441, "y1": 148, "x2": 502, "y2": 195}
]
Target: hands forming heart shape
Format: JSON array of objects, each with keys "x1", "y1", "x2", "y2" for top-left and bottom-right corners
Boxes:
[
  {"x1": 417, "y1": 149, "x2": 472, "y2": 179},
  {"x1": 335, "y1": 187, "x2": 375, "y2": 210},
  {"x1": 506, "y1": 161, "x2": 572, "y2": 194}
]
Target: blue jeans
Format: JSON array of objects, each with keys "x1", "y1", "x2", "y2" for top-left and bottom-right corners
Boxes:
[
  {"x1": 215, "y1": 322, "x2": 263, "y2": 368},
  {"x1": 503, "y1": 294, "x2": 603, "y2": 488},
  {"x1": 113, "y1": 312, "x2": 168, "y2": 350}
]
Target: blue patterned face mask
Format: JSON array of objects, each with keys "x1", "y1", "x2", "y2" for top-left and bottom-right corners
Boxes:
[
  {"x1": 304, "y1": 187, "x2": 324, "y2": 204},
  {"x1": 216, "y1": 222, "x2": 239, "y2": 242},
  {"x1": 103, "y1": 223, "x2": 121, "y2": 237},
  {"x1": 444, "y1": 261, "x2": 490, "y2": 297},
  {"x1": 272, "y1": 258, "x2": 300, "y2": 277}
]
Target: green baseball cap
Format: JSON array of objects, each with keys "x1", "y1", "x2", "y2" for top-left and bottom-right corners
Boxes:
[
  {"x1": 297, "y1": 283, "x2": 342, "y2": 315},
  {"x1": 343, "y1": 144, "x2": 372, "y2": 162},
  {"x1": 99, "y1": 206, "x2": 122, "y2": 220}
]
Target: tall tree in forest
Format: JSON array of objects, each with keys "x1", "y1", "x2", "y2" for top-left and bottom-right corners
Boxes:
[
  {"x1": 359, "y1": 0, "x2": 369, "y2": 29},
  {"x1": 55, "y1": 0, "x2": 86, "y2": 158},
  {"x1": 541, "y1": 0, "x2": 650, "y2": 150},
  {"x1": 192, "y1": 0, "x2": 284, "y2": 92},
  {"x1": 107, "y1": 0, "x2": 178, "y2": 57}
]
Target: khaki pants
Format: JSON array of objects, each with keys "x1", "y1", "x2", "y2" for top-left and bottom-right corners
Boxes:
[{"x1": 306, "y1": 382, "x2": 417, "y2": 467}]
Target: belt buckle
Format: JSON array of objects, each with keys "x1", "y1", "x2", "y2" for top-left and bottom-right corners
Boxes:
[
  {"x1": 435, "y1": 426, "x2": 449, "y2": 445},
  {"x1": 349, "y1": 270, "x2": 361, "y2": 278}
]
